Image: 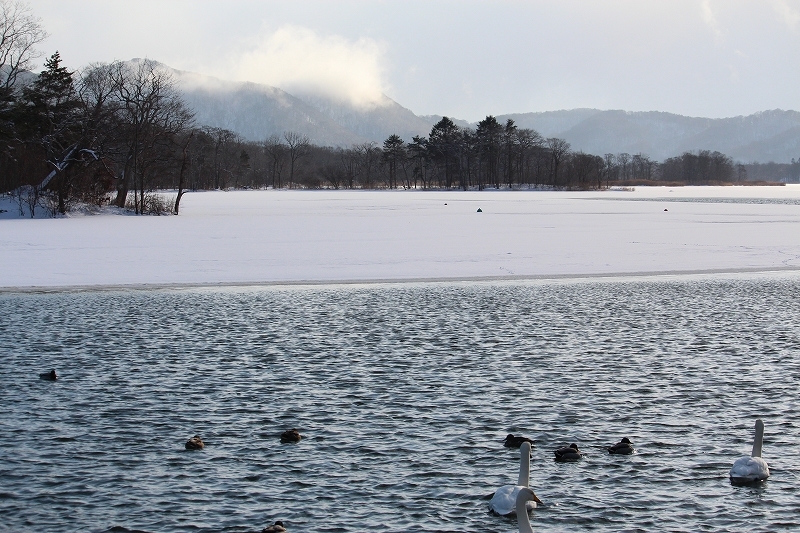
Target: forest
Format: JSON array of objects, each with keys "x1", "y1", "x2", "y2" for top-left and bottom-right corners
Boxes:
[{"x1": 0, "y1": 2, "x2": 794, "y2": 217}]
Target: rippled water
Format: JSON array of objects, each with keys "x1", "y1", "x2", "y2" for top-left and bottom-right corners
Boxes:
[{"x1": 2, "y1": 274, "x2": 800, "y2": 533}]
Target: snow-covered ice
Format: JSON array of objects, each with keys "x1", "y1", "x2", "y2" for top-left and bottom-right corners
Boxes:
[{"x1": 2, "y1": 186, "x2": 800, "y2": 289}]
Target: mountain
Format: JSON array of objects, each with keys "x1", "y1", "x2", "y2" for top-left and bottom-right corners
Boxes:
[
  {"x1": 163, "y1": 63, "x2": 430, "y2": 147},
  {"x1": 496, "y1": 109, "x2": 800, "y2": 163},
  {"x1": 150, "y1": 61, "x2": 800, "y2": 162}
]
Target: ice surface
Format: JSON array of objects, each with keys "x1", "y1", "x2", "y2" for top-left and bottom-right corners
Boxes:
[{"x1": 2, "y1": 186, "x2": 800, "y2": 289}]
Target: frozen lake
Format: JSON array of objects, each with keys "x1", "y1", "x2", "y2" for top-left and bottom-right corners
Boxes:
[{"x1": 2, "y1": 186, "x2": 800, "y2": 289}]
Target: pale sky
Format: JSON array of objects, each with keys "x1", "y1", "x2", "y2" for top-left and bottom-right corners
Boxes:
[{"x1": 33, "y1": 0, "x2": 800, "y2": 121}]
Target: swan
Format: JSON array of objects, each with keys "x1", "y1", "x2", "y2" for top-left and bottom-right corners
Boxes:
[
  {"x1": 607, "y1": 437, "x2": 634, "y2": 455},
  {"x1": 280, "y1": 429, "x2": 302, "y2": 443},
  {"x1": 39, "y1": 369, "x2": 57, "y2": 381},
  {"x1": 489, "y1": 441, "x2": 541, "y2": 516},
  {"x1": 185, "y1": 435, "x2": 204, "y2": 450},
  {"x1": 261, "y1": 521, "x2": 286, "y2": 532},
  {"x1": 504, "y1": 434, "x2": 535, "y2": 448},
  {"x1": 515, "y1": 488, "x2": 542, "y2": 533},
  {"x1": 554, "y1": 443, "x2": 582, "y2": 461},
  {"x1": 730, "y1": 419, "x2": 770, "y2": 484}
]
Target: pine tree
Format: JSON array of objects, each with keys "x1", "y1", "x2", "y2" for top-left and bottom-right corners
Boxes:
[{"x1": 16, "y1": 51, "x2": 82, "y2": 213}]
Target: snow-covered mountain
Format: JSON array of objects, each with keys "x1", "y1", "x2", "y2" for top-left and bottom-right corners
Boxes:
[
  {"x1": 153, "y1": 61, "x2": 800, "y2": 162},
  {"x1": 162, "y1": 63, "x2": 430, "y2": 147}
]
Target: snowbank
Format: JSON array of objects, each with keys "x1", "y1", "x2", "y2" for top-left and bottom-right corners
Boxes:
[{"x1": 2, "y1": 186, "x2": 800, "y2": 289}]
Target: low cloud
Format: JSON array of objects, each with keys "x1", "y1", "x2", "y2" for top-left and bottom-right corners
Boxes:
[
  {"x1": 701, "y1": 0, "x2": 725, "y2": 43},
  {"x1": 235, "y1": 25, "x2": 389, "y2": 108},
  {"x1": 771, "y1": 0, "x2": 800, "y2": 30}
]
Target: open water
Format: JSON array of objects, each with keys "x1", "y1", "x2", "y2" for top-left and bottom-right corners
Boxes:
[{"x1": 1, "y1": 274, "x2": 800, "y2": 532}]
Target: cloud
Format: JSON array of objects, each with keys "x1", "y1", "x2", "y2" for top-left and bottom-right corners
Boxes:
[
  {"x1": 235, "y1": 25, "x2": 389, "y2": 108},
  {"x1": 771, "y1": 0, "x2": 800, "y2": 29},
  {"x1": 701, "y1": 0, "x2": 725, "y2": 43}
]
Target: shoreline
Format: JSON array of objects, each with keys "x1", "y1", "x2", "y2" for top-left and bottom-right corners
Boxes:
[{"x1": 2, "y1": 265, "x2": 799, "y2": 294}]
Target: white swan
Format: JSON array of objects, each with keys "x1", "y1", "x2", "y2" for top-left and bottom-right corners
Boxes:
[
  {"x1": 489, "y1": 441, "x2": 541, "y2": 515},
  {"x1": 515, "y1": 488, "x2": 541, "y2": 533},
  {"x1": 730, "y1": 419, "x2": 770, "y2": 484}
]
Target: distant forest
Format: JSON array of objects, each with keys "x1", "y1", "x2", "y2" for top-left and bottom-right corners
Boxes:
[{"x1": 1, "y1": 5, "x2": 797, "y2": 217}]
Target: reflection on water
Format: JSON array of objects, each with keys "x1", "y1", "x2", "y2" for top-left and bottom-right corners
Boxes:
[{"x1": 1, "y1": 274, "x2": 799, "y2": 532}]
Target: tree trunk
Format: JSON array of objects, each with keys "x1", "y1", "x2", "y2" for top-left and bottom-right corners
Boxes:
[{"x1": 174, "y1": 132, "x2": 194, "y2": 215}]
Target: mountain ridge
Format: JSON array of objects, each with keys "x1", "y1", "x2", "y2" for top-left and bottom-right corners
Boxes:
[{"x1": 150, "y1": 61, "x2": 800, "y2": 163}]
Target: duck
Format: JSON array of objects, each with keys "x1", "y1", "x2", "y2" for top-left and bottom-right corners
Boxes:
[
  {"x1": 261, "y1": 521, "x2": 286, "y2": 533},
  {"x1": 39, "y1": 369, "x2": 57, "y2": 381},
  {"x1": 489, "y1": 441, "x2": 541, "y2": 516},
  {"x1": 607, "y1": 437, "x2": 634, "y2": 455},
  {"x1": 280, "y1": 429, "x2": 302, "y2": 443},
  {"x1": 515, "y1": 487, "x2": 542, "y2": 533},
  {"x1": 185, "y1": 435, "x2": 205, "y2": 450},
  {"x1": 554, "y1": 443, "x2": 582, "y2": 462},
  {"x1": 504, "y1": 434, "x2": 535, "y2": 449},
  {"x1": 730, "y1": 419, "x2": 770, "y2": 484}
]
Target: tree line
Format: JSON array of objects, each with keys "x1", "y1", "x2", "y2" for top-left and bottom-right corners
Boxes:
[{"x1": 0, "y1": 0, "x2": 779, "y2": 218}]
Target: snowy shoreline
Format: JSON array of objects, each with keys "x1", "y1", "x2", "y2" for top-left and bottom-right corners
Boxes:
[
  {"x1": 2, "y1": 186, "x2": 800, "y2": 291},
  {"x1": 2, "y1": 266, "x2": 800, "y2": 294}
]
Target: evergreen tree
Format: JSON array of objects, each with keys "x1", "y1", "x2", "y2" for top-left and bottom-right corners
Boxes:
[{"x1": 15, "y1": 51, "x2": 82, "y2": 212}]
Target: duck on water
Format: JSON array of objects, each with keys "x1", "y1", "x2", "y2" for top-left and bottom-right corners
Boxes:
[
  {"x1": 554, "y1": 443, "x2": 583, "y2": 461},
  {"x1": 607, "y1": 437, "x2": 635, "y2": 455},
  {"x1": 185, "y1": 435, "x2": 205, "y2": 450},
  {"x1": 260, "y1": 521, "x2": 286, "y2": 532},
  {"x1": 280, "y1": 429, "x2": 303, "y2": 443},
  {"x1": 39, "y1": 369, "x2": 57, "y2": 381},
  {"x1": 504, "y1": 434, "x2": 535, "y2": 448}
]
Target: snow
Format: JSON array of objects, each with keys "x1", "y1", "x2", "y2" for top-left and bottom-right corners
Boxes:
[{"x1": 2, "y1": 186, "x2": 800, "y2": 290}]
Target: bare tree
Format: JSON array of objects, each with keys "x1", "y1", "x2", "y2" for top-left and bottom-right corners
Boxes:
[
  {"x1": 109, "y1": 59, "x2": 194, "y2": 212},
  {"x1": 173, "y1": 130, "x2": 193, "y2": 214},
  {"x1": 263, "y1": 134, "x2": 286, "y2": 188},
  {"x1": 283, "y1": 131, "x2": 309, "y2": 187},
  {"x1": 354, "y1": 142, "x2": 380, "y2": 188},
  {"x1": 0, "y1": 0, "x2": 46, "y2": 91},
  {"x1": 546, "y1": 137, "x2": 571, "y2": 188}
]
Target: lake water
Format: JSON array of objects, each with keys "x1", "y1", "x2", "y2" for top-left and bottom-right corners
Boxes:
[{"x1": 1, "y1": 274, "x2": 799, "y2": 532}]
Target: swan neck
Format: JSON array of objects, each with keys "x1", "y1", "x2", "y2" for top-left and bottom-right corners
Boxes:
[
  {"x1": 516, "y1": 497, "x2": 534, "y2": 533},
  {"x1": 752, "y1": 419, "x2": 764, "y2": 458},
  {"x1": 518, "y1": 443, "x2": 531, "y2": 486}
]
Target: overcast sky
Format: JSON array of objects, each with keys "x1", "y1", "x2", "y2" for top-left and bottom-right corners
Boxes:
[{"x1": 33, "y1": 0, "x2": 800, "y2": 121}]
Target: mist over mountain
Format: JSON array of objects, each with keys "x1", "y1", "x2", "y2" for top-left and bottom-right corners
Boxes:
[
  {"x1": 161, "y1": 62, "x2": 800, "y2": 163},
  {"x1": 164, "y1": 63, "x2": 429, "y2": 147}
]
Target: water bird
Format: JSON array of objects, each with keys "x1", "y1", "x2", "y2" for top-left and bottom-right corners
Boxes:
[
  {"x1": 477, "y1": 208, "x2": 483, "y2": 212},
  {"x1": 489, "y1": 441, "x2": 540, "y2": 516},
  {"x1": 515, "y1": 488, "x2": 542, "y2": 533},
  {"x1": 504, "y1": 434, "x2": 535, "y2": 448},
  {"x1": 185, "y1": 435, "x2": 204, "y2": 450},
  {"x1": 280, "y1": 429, "x2": 302, "y2": 443},
  {"x1": 608, "y1": 437, "x2": 635, "y2": 455},
  {"x1": 730, "y1": 419, "x2": 770, "y2": 484},
  {"x1": 39, "y1": 369, "x2": 57, "y2": 381},
  {"x1": 554, "y1": 443, "x2": 582, "y2": 461},
  {"x1": 261, "y1": 521, "x2": 286, "y2": 532}
]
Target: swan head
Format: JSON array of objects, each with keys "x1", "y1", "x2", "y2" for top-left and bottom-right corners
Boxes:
[{"x1": 517, "y1": 487, "x2": 543, "y2": 506}]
